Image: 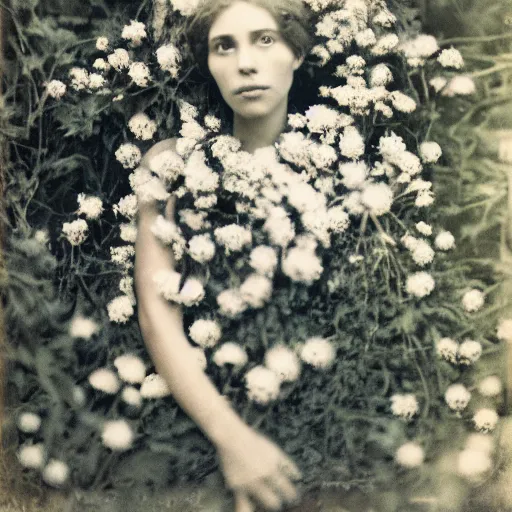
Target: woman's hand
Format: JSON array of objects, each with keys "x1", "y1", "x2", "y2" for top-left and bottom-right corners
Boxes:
[{"x1": 216, "y1": 425, "x2": 302, "y2": 511}]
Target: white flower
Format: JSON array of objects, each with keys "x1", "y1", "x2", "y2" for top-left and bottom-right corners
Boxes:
[
  {"x1": 465, "y1": 433, "x2": 494, "y2": 454},
  {"x1": 339, "y1": 126, "x2": 365, "y2": 160},
  {"x1": 462, "y1": 289, "x2": 485, "y2": 313},
  {"x1": 204, "y1": 114, "x2": 221, "y2": 131},
  {"x1": 88, "y1": 368, "x2": 120, "y2": 394},
  {"x1": 140, "y1": 373, "x2": 171, "y2": 398},
  {"x1": 72, "y1": 386, "x2": 86, "y2": 407},
  {"x1": 179, "y1": 277, "x2": 205, "y2": 306},
  {"x1": 360, "y1": 182, "x2": 394, "y2": 216},
  {"x1": 419, "y1": 142, "x2": 442, "y2": 164},
  {"x1": 214, "y1": 224, "x2": 252, "y2": 254},
  {"x1": 93, "y1": 58, "x2": 110, "y2": 71},
  {"x1": 263, "y1": 208, "x2": 295, "y2": 247},
  {"x1": 436, "y1": 337, "x2": 458, "y2": 363},
  {"x1": 339, "y1": 161, "x2": 368, "y2": 190},
  {"x1": 373, "y1": 8, "x2": 397, "y2": 27},
  {"x1": 355, "y1": 28, "x2": 376, "y2": 47},
  {"x1": 389, "y1": 91, "x2": 417, "y2": 113},
  {"x1": 189, "y1": 319, "x2": 222, "y2": 348},
  {"x1": 46, "y1": 80, "x2": 66, "y2": 99},
  {"x1": 416, "y1": 222, "x2": 432, "y2": 236},
  {"x1": 188, "y1": 234, "x2": 216, "y2": 263},
  {"x1": 119, "y1": 275, "x2": 134, "y2": 299},
  {"x1": 62, "y1": 219, "x2": 88, "y2": 246},
  {"x1": 300, "y1": 337, "x2": 335, "y2": 369},
  {"x1": 42, "y1": 459, "x2": 69, "y2": 487},
  {"x1": 69, "y1": 315, "x2": 99, "y2": 339},
  {"x1": 410, "y1": 239, "x2": 435, "y2": 266},
  {"x1": 115, "y1": 143, "x2": 142, "y2": 169},
  {"x1": 217, "y1": 289, "x2": 248, "y2": 317},
  {"x1": 458, "y1": 448, "x2": 492, "y2": 479},
  {"x1": 406, "y1": 272, "x2": 435, "y2": 298},
  {"x1": 211, "y1": 135, "x2": 242, "y2": 160},
  {"x1": 390, "y1": 394, "x2": 419, "y2": 421},
  {"x1": 264, "y1": 345, "x2": 301, "y2": 383},
  {"x1": 245, "y1": 366, "x2": 281, "y2": 404},
  {"x1": 369, "y1": 64, "x2": 393, "y2": 87},
  {"x1": 69, "y1": 67, "x2": 89, "y2": 90},
  {"x1": 445, "y1": 384, "x2": 471, "y2": 411},
  {"x1": 108, "y1": 48, "x2": 130, "y2": 70},
  {"x1": 88, "y1": 73, "x2": 106, "y2": 90},
  {"x1": 121, "y1": 20, "x2": 147, "y2": 46},
  {"x1": 430, "y1": 76, "x2": 448, "y2": 92},
  {"x1": 110, "y1": 246, "x2": 135, "y2": 269},
  {"x1": 438, "y1": 48, "x2": 464, "y2": 69},
  {"x1": 18, "y1": 443, "x2": 45, "y2": 469},
  {"x1": 435, "y1": 231, "x2": 455, "y2": 251},
  {"x1": 17, "y1": 412, "x2": 41, "y2": 433},
  {"x1": 415, "y1": 190, "x2": 435, "y2": 207},
  {"x1": 379, "y1": 132, "x2": 407, "y2": 159},
  {"x1": 458, "y1": 339, "x2": 483, "y2": 365},
  {"x1": 34, "y1": 229, "x2": 50, "y2": 245},
  {"x1": 441, "y1": 75, "x2": 476, "y2": 97},
  {"x1": 128, "y1": 62, "x2": 151, "y2": 87},
  {"x1": 153, "y1": 269, "x2": 181, "y2": 302},
  {"x1": 114, "y1": 354, "x2": 146, "y2": 384},
  {"x1": 213, "y1": 342, "x2": 248, "y2": 367},
  {"x1": 305, "y1": 105, "x2": 340, "y2": 132},
  {"x1": 195, "y1": 195, "x2": 217, "y2": 209},
  {"x1": 179, "y1": 209, "x2": 209, "y2": 231},
  {"x1": 343, "y1": 191, "x2": 365, "y2": 215},
  {"x1": 401, "y1": 34, "x2": 439, "y2": 59},
  {"x1": 102, "y1": 419, "x2": 134, "y2": 451},
  {"x1": 249, "y1": 246, "x2": 278, "y2": 277},
  {"x1": 96, "y1": 36, "x2": 109, "y2": 51},
  {"x1": 288, "y1": 113, "x2": 307, "y2": 129},
  {"x1": 283, "y1": 247, "x2": 323, "y2": 285},
  {"x1": 128, "y1": 113, "x2": 157, "y2": 140},
  {"x1": 107, "y1": 295, "x2": 134, "y2": 323},
  {"x1": 240, "y1": 274, "x2": 273, "y2": 309},
  {"x1": 497, "y1": 318, "x2": 512, "y2": 342},
  {"x1": 169, "y1": 0, "x2": 201, "y2": 16},
  {"x1": 156, "y1": 44, "x2": 181, "y2": 76},
  {"x1": 77, "y1": 194, "x2": 103, "y2": 220},
  {"x1": 183, "y1": 151, "x2": 219, "y2": 194},
  {"x1": 113, "y1": 194, "x2": 138, "y2": 219},
  {"x1": 473, "y1": 409, "x2": 499, "y2": 432},
  {"x1": 328, "y1": 207, "x2": 350, "y2": 233},
  {"x1": 395, "y1": 442, "x2": 424, "y2": 468},
  {"x1": 371, "y1": 34, "x2": 400, "y2": 56},
  {"x1": 478, "y1": 376, "x2": 502, "y2": 397},
  {"x1": 122, "y1": 386, "x2": 142, "y2": 407},
  {"x1": 120, "y1": 223, "x2": 137, "y2": 243}
]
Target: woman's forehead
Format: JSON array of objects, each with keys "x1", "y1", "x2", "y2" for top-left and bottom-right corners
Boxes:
[{"x1": 208, "y1": 2, "x2": 279, "y2": 41}]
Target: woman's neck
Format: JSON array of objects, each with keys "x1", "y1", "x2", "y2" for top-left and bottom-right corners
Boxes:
[{"x1": 232, "y1": 103, "x2": 288, "y2": 154}]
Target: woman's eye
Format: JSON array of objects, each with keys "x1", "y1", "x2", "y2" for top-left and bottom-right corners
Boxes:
[
  {"x1": 213, "y1": 41, "x2": 234, "y2": 54},
  {"x1": 259, "y1": 34, "x2": 275, "y2": 46}
]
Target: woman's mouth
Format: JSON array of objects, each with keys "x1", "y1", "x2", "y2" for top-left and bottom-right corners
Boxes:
[{"x1": 234, "y1": 85, "x2": 270, "y2": 99}]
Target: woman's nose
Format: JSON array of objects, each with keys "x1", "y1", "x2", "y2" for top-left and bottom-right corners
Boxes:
[{"x1": 237, "y1": 46, "x2": 257, "y2": 75}]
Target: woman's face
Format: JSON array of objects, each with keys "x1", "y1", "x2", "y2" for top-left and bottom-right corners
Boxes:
[{"x1": 207, "y1": 1, "x2": 303, "y2": 120}]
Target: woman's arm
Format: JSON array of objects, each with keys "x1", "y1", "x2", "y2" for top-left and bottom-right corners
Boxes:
[
  {"x1": 134, "y1": 139, "x2": 247, "y2": 447},
  {"x1": 134, "y1": 140, "x2": 302, "y2": 511}
]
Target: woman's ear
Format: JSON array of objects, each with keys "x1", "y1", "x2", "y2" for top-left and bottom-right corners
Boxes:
[{"x1": 293, "y1": 55, "x2": 304, "y2": 71}]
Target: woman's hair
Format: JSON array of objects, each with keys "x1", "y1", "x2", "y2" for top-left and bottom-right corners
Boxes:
[{"x1": 185, "y1": 0, "x2": 314, "y2": 77}]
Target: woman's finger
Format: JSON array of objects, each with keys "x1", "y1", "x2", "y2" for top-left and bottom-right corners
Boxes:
[
  {"x1": 268, "y1": 472, "x2": 299, "y2": 504},
  {"x1": 246, "y1": 479, "x2": 283, "y2": 511},
  {"x1": 279, "y1": 457, "x2": 302, "y2": 481},
  {"x1": 234, "y1": 491, "x2": 255, "y2": 512}
]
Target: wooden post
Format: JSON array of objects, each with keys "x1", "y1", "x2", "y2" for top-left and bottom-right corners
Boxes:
[{"x1": 497, "y1": 132, "x2": 512, "y2": 414}]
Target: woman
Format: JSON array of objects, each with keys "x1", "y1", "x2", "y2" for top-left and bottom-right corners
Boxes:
[{"x1": 134, "y1": 1, "x2": 313, "y2": 511}]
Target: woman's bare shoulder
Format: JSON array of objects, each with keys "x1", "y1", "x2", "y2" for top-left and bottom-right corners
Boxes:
[{"x1": 141, "y1": 138, "x2": 178, "y2": 167}]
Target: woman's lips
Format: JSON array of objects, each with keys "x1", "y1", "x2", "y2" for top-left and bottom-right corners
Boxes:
[{"x1": 234, "y1": 85, "x2": 270, "y2": 95}]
